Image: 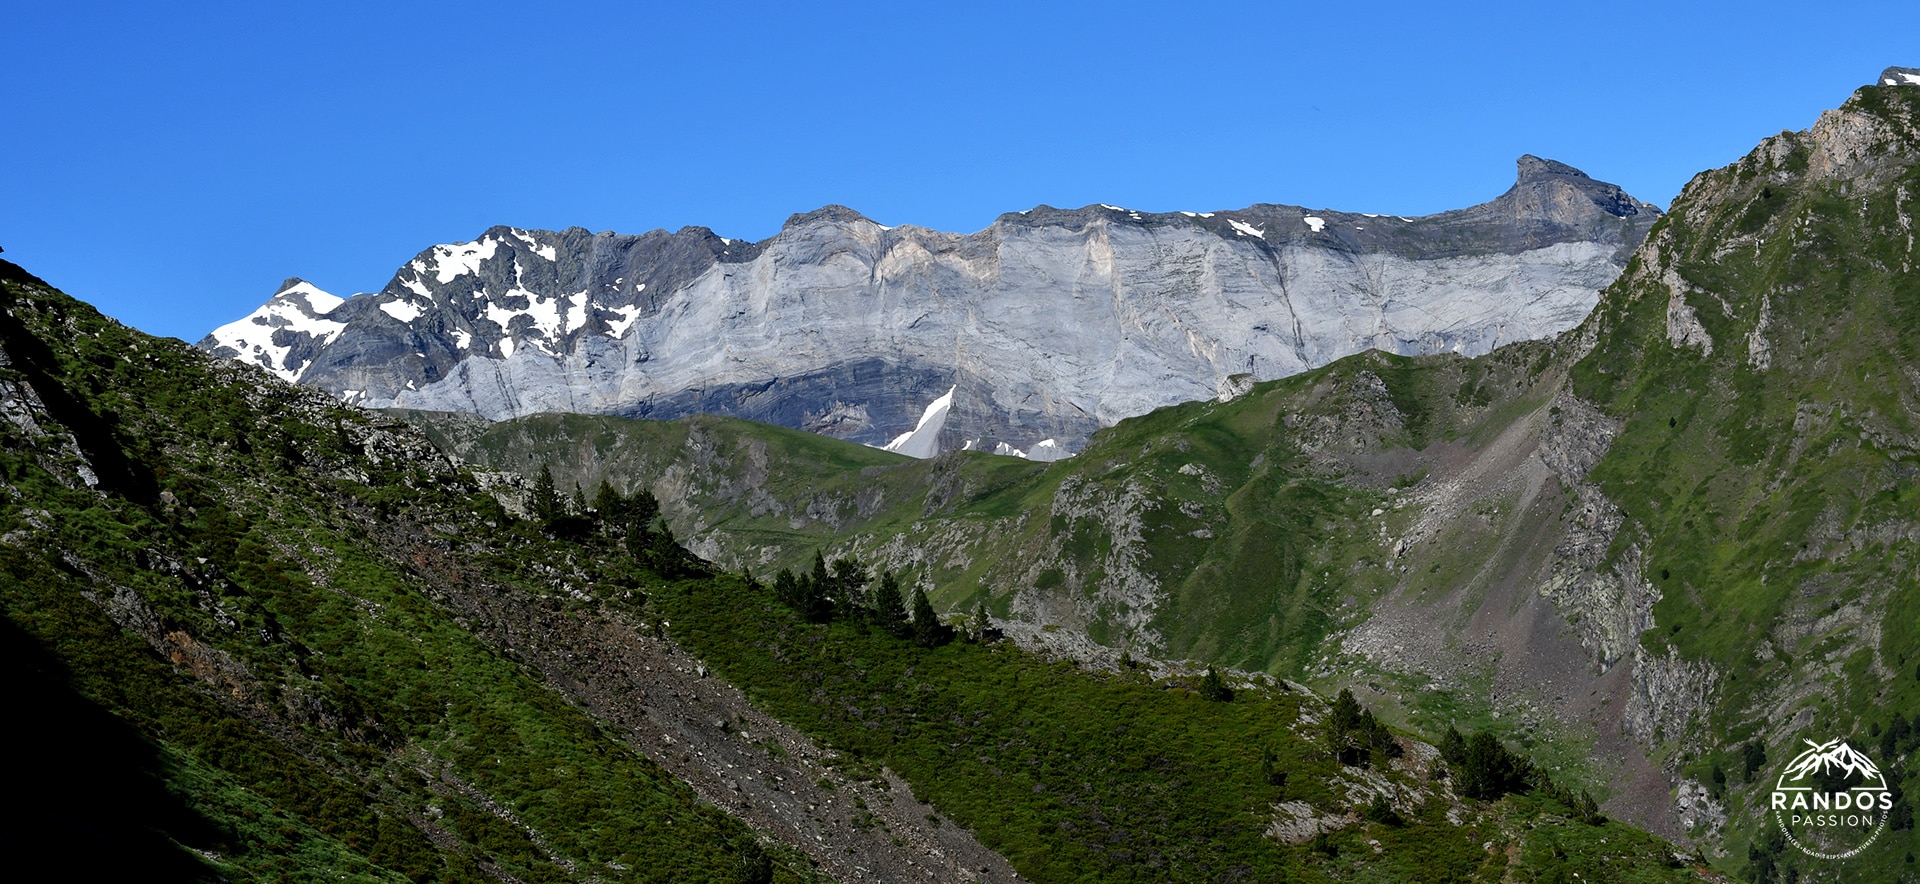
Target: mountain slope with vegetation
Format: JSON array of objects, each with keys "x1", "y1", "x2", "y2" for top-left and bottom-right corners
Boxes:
[
  {"x1": 402, "y1": 81, "x2": 1920, "y2": 880},
  {"x1": 2, "y1": 257, "x2": 1717, "y2": 881}
]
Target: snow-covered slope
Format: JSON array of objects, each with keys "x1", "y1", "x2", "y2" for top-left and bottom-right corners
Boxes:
[
  {"x1": 200, "y1": 156, "x2": 1660, "y2": 456},
  {"x1": 882, "y1": 386, "x2": 954, "y2": 458},
  {"x1": 205, "y1": 279, "x2": 349, "y2": 381}
]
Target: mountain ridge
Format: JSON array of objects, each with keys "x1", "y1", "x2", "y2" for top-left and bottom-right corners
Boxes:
[{"x1": 200, "y1": 156, "x2": 1660, "y2": 458}]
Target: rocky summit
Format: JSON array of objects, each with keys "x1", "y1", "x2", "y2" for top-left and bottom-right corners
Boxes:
[{"x1": 202, "y1": 156, "x2": 1659, "y2": 457}]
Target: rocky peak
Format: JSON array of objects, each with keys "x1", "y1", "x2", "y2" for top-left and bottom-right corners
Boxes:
[
  {"x1": 1499, "y1": 155, "x2": 1661, "y2": 222},
  {"x1": 1881, "y1": 65, "x2": 1920, "y2": 87},
  {"x1": 781, "y1": 204, "x2": 876, "y2": 230},
  {"x1": 1514, "y1": 154, "x2": 1592, "y2": 182}
]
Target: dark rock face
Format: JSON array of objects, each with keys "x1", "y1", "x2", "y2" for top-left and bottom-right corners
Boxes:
[{"x1": 200, "y1": 159, "x2": 1660, "y2": 456}]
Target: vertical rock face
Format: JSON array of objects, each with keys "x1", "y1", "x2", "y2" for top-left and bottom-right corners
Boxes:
[{"x1": 200, "y1": 157, "x2": 1658, "y2": 455}]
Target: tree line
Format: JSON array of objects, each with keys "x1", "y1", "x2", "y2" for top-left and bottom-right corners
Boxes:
[
  {"x1": 527, "y1": 464, "x2": 707, "y2": 580},
  {"x1": 769, "y1": 552, "x2": 958, "y2": 647}
]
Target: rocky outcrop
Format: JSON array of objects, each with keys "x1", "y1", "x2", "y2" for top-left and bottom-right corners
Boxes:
[{"x1": 202, "y1": 158, "x2": 1659, "y2": 456}]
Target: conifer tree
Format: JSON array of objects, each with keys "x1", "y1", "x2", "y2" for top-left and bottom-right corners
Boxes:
[
  {"x1": 1440, "y1": 725, "x2": 1468, "y2": 767},
  {"x1": 969, "y1": 599, "x2": 991, "y2": 642},
  {"x1": 1200, "y1": 666, "x2": 1233, "y2": 702},
  {"x1": 592, "y1": 480, "x2": 623, "y2": 518},
  {"x1": 773, "y1": 568, "x2": 801, "y2": 611},
  {"x1": 910, "y1": 587, "x2": 951, "y2": 647},
  {"x1": 801, "y1": 551, "x2": 832, "y2": 622},
  {"x1": 1325, "y1": 688, "x2": 1365, "y2": 764},
  {"x1": 871, "y1": 570, "x2": 908, "y2": 637},
  {"x1": 530, "y1": 464, "x2": 564, "y2": 523},
  {"x1": 830, "y1": 556, "x2": 870, "y2": 620}
]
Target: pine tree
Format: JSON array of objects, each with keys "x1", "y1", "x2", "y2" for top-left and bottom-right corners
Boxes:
[
  {"x1": 530, "y1": 464, "x2": 564, "y2": 523},
  {"x1": 1440, "y1": 725, "x2": 1468, "y2": 766},
  {"x1": 1741, "y1": 740, "x2": 1768, "y2": 782},
  {"x1": 592, "y1": 480, "x2": 623, "y2": 518},
  {"x1": 773, "y1": 568, "x2": 801, "y2": 611},
  {"x1": 803, "y1": 551, "x2": 832, "y2": 622},
  {"x1": 1456, "y1": 731, "x2": 1531, "y2": 800},
  {"x1": 910, "y1": 587, "x2": 951, "y2": 647},
  {"x1": 1199, "y1": 666, "x2": 1233, "y2": 702},
  {"x1": 732, "y1": 839, "x2": 772, "y2": 884},
  {"x1": 829, "y1": 557, "x2": 870, "y2": 620},
  {"x1": 969, "y1": 599, "x2": 991, "y2": 642},
  {"x1": 1325, "y1": 689, "x2": 1366, "y2": 765},
  {"x1": 627, "y1": 488, "x2": 660, "y2": 536},
  {"x1": 871, "y1": 571, "x2": 908, "y2": 637}
]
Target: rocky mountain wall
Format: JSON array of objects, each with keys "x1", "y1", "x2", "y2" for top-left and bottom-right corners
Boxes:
[{"x1": 203, "y1": 157, "x2": 1659, "y2": 456}]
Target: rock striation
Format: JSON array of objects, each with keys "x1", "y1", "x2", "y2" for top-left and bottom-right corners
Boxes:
[{"x1": 201, "y1": 157, "x2": 1659, "y2": 455}]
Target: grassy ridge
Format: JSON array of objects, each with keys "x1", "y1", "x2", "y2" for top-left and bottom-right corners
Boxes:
[{"x1": 0, "y1": 265, "x2": 791, "y2": 882}]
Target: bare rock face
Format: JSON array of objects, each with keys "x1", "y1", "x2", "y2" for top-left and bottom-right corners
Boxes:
[{"x1": 200, "y1": 158, "x2": 1658, "y2": 455}]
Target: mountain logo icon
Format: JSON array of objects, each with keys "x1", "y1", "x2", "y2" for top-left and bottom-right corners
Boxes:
[{"x1": 1770, "y1": 737, "x2": 1891, "y2": 860}]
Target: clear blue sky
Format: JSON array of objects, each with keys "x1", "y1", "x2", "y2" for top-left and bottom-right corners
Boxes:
[{"x1": 5, "y1": 1, "x2": 1915, "y2": 341}]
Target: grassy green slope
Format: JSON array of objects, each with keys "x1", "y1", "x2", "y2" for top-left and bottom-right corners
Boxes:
[
  {"x1": 1564, "y1": 83, "x2": 1920, "y2": 879},
  {"x1": 0, "y1": 263, "x2": 797, "y2": 882},
  {"x1": 650, "y1": 572, "x2": 1703, "y2": 884},
  {"x1": 402, "y1": 342, "x2": 1557, "y2": 677}
]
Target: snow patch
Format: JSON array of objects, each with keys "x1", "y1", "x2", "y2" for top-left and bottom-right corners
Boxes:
[
  {"x1": 1887, "y1": 72, "x2": 1920, "y2": 86},
  {"x1": 606, "y1": 304, "x2": 643, "y2": 338},
  {"x1": 986, "y1": 438, "x2": 1072, "y2": 461},
  {"x1": 452, "y1": 329, "x2": 472, "y2": 350},
  {"x1": 380, "y1": 300, "x2": 424, "y2": 323},
  {"x1": 1024, "y1": 439, "x2": 1071, "y2": 462},
  {"x1": 1229, "y1": 220, "x2": 1266, "y2": 238},
  {"x1": 1303, "y1": 216, "x2": 1327, "y2": 232},
  {"x1": 429, "y1": 238, "x2": 501, "y2": 283},
  {"x1": 483, "y1": 288, "x2": 586, "y2": 350},
  {"x1": 284, "y1": 281, "x2": 344, "y2": 313},
  {"x1": 507, "y1": 229, "x2": 558, "y2": 262},
  {"x1": 882, "y1": 385, "x2": 955, "y2": 459}
]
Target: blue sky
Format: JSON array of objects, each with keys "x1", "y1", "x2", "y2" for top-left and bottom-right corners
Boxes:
[{"x1": 5, "y1": 1, "x2": 1915, "y2": 341}]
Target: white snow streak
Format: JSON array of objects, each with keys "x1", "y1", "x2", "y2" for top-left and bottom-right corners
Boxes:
[
  {"x1": 507, "y1": 230, "x2": 558, "y2": 262},
  {"x1": 882, "y1": 385, "x2": 956, "y2": 459}
]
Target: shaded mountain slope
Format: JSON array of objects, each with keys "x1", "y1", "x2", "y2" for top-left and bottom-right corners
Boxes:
[{"x1": 2, "y1": 260, "x2": 1018, "y2": 881}]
